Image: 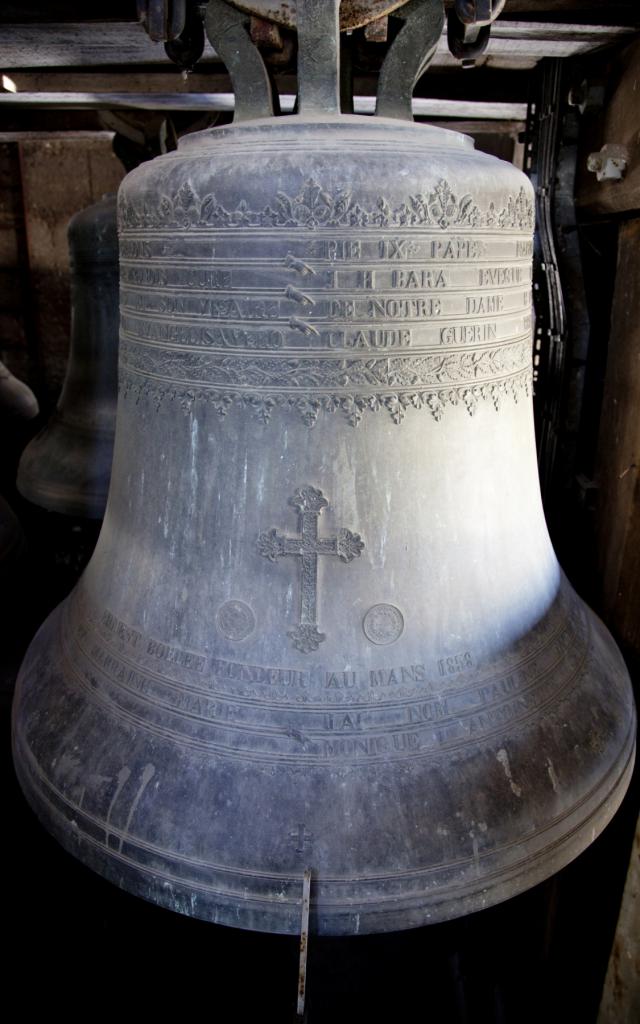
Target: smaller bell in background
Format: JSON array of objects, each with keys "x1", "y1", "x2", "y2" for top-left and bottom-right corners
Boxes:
[
  {"x1": 0, "y1": 360, "x2": 39, "y2": 422},
  {"x1": 17, "y1": 193, "x2": 119, "y2": 519},
  {"x1": 0, "y1": 362, "x2": 37, "y2": 579}
]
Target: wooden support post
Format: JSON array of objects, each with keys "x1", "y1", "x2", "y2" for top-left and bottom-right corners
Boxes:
[
  {"x1": 575, "y1": 38, "x2": 640, "y2": 216},
  {"x1": 595, "y1": 217, "x2": 640, "y2": 663},
  {"x1": 598, "y1": 812, "x2": 640, "y2": 1024}
]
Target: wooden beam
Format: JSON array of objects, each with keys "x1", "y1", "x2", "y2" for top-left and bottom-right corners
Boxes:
[
  {"x1": 0, "y1": 131, "x2": 115, "y2": 142},
  {"x1": 499, "y1": 0, "x2": 639, "y2": 14},
  {"x1": 597, "y1": 810, "x2": 640, "y2": 1024},
  {"x1": 576, "y1": 38, "x2": 640, "y2": 215},
  {"x1": 0, "y1": 92, "x2": 528, "y2": 119},
  {"x1": 0, "y1": 0, "x2": 637, "y2": 20},
  {"x1": 0, "y1": 22, "x2": 212, "y2": 68},
  {"x1": 0, "y1": 19, "x2": 635, "y2": 70},
  {"x1": 595, "y1": 217, "x2": 640, "y2": 663},
  {"x1": 7, "y1": 72, "x2": 233, "y2": 94},
  {"x1": 5, "y1": 68, "x2": 533, "y2": 103}
]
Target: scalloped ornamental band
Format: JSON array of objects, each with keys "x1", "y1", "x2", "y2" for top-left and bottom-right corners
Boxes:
[
  {"x1": 119, "y1": 178, "x2": 534, "y2": 232},
  {"x1": 118, "y1": 177, "x2": 535, "y2": 425}
]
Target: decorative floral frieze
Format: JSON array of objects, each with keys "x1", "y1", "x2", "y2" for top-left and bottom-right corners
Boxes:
[
  {"x1": 118, "y1": 178, "x2": 534, "y2": 233},
  {"x1": 119, "y1": 366, "x2": 532, "y2": 427},
  {"x1": 119, "y1": 338, "x2": 530, "y2": 393},
  {"x1": 119, "y1": 337, "x2": 528, "y2": 389}
]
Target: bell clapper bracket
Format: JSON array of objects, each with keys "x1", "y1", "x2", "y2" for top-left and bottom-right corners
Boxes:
[{"x1": 295, "y1": 868, "x2": 312, "y2": 1022}]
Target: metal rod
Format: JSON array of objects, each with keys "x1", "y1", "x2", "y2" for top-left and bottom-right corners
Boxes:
[{"x1": 296, "y1": 869, "x2": 312, "y2": 1021}]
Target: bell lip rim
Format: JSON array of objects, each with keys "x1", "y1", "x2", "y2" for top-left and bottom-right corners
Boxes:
[
  {"x1": 177, "y1": 113, "x2": 476, "y2": 154},
  {"x1": 11, "y1": 719, "x2": 636, "y2": 937}
]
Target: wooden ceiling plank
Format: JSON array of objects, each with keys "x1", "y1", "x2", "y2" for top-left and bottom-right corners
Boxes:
[{"x1": 0, "y1": 20, "x2": 636, "y2": 70}]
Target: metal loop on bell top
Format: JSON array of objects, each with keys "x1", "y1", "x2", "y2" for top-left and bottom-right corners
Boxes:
[
  {"x1": 375, "y1": 0, "x2": 445, "y2": 121},
  {"x1": 204, "y1": 0, "x2": 274, "y2": 122},
  {"x1": 205, "y1": 0, "x2": 447, "y2": 124},
  {"x1": 204, "y1": 0, "x2": 343, "y2": 122},
  {"x1": 296, "y1": 0, "x2": 341, "y2": 117}
]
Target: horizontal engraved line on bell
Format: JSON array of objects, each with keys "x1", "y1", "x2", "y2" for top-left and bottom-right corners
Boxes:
[
  {"x1": 64, "y1": 585, "x2": 587, "y2": 738},
  {"x1": 118, "y1": 328, "x2": 532, "y2": 374},
  {"x1": 119, "y1": 340, "x2": 535, "y2": 378},
  {"x1": 119, "y1": 233, "x2": 533, "y2": 266},
  {"x1": 13, "y1": 0, "x2": 635, "y2": 938},
  {"x1": 118, "y1": 308, "x2": 534, "y2": 353},
  {"x1": 119, "y1": 309, "x2": 531, "y2": 347},
  {"x1": 119, "y1": 286, "x2": 532, "y2": 323},
  {"x1": 76, "y1": 581, "x2": 584, "y2": 709},
  {"x1": 57, "y1": 591, "x2": 592, "y2": 766},
  {"x1": 118, "y1": 262, "x2": 533, "y2": 294},
  {"x1": 16, "y1": 739, "x2": 635, "y2": 921},
  {"x1": 117, "y1": 335, "x2": 533, "y2": 423}
]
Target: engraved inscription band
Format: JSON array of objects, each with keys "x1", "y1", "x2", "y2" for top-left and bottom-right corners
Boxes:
[
  {"x1": 118, "y1": 178, "x2": 534, "y2": 425},
  {"x1": 61, "y1": 586, "x2": 590, "y2": 767}
]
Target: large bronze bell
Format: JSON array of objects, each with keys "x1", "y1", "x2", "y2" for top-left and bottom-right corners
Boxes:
[
  {"x1": 12, "y1": 0, "x2": 635, "y2": 935},
  {"x1": 17, "y1": 194, "x2": 118, "y2": 518}
]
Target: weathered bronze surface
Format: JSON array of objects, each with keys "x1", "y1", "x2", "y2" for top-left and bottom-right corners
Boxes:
[
  {"x1": 17, "y1": 194, "x2": 118, "y2": 518},
  {"x1": 12, "y1": 0, "x2": 636, "y2": 936}
]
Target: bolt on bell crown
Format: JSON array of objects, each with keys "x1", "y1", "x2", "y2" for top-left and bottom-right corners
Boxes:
[{"x1": 11, "y1": 0, "x2": 635, "y2": 935}]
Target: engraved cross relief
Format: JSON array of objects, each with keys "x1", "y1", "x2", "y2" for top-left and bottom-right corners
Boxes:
[
  {"x1": 257, "y1": 486, "x2": 364, "y2": 653},
  {"x1": 290, "y1": 822, "x2": 313, "y2": 855}
]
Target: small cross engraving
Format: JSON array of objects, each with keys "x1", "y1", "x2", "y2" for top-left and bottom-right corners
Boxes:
[
  {"x1": 257, "y1": 486, "x2": 364, "y2": 653},
  {"x1": 290, "y1": 822, "x2": 313, "y2": 855}
]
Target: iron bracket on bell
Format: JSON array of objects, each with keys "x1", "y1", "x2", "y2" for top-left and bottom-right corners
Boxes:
[
  {"x1": 205, "y1": 0, "x2": 276, "y2": 120},
  {"x1": 446, "y1": 0, "x2": 506, "y2": 67},
  {"x1": 203, "y1": 0, "x2": 448, "y2": 124}
]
